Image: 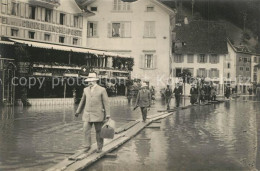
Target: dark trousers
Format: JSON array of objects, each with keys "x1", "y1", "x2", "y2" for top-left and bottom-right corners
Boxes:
[
  {"x1": 83, "y1": 122, "x2": 104, "y2": 149},
  {"x1": 165, "y1": 97, "x2": 171, "y2": 110},
  {"x1": 140, "y1": 107, "x2": 147, "y2": 121},
  {"x1": 175, "y1": 95, "x2": 181, "y2": 107}
]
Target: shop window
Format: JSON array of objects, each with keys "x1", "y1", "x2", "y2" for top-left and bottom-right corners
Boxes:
[
  {"x1": 11, "y1": 2, "x2": 19, "y2": 16},
  {"x1": 144, "y1": 21, "x2": 155, "y2": 38},
  {"x1": 74, "y1": 16, "x2": 79, "y2": 28},
  {"x1": 88, "y1": 22, "x2": 98, "y2": 37},
  {"x1": 45, "y1": 9, "x2": 52, "y2": 22},
  {"x1": 73, "y1": 38, "x2": 78, "y2": 45},
  {"x1": 29, "y1": 6, "x2": 36, "y2": 19},
  {"x1": 60, "y1": 13, "x2": 65, "y2": 25},
  {"x1": 146, "y1": 6, "x2": 154, "y2": 12},
  {"x1": 44, "y1": 34, "x2": 51, "y2": 41},
  {"x1": 59, "y1": 36, "x2": 65, "y2": 43},
  {"x1": 90, "y1": 7, "x2": 97, "y2": 11},
  {"x1": 187, "y1": 54, "x2": 194, "y2": 63},
  {"x1": 11, "y1": 29, "x2": 19, "y2": 37},
  {"x1": 29, "y1": 31, "x2": 35, "y2": 39}
]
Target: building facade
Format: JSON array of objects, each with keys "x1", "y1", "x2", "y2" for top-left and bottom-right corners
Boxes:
[
  {"x1": 77, "y1": 0, "x2": 176, "y2": 89},
  {"x1": 172, "y1": 21, "x2": 228, "y2": 95}
]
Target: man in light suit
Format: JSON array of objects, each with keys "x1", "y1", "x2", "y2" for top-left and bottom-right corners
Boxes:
[
  {"x1": 135, "y1": 82, "x2": 151, "y2": 122},
  {"x1": 75, "y1": 72, "x2": 110, "y2": 153}
]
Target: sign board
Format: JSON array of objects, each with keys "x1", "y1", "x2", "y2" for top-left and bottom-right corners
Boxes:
[{"x1": 18, "y1": 62, "x2": 30, "y2": 74}]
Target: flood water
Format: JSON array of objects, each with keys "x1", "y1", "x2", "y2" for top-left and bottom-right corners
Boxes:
[{"x1": 0, "y1": 96, "x2": 260, "y2": 171}]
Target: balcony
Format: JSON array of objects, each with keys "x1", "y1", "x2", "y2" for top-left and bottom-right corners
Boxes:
[{"x1": 29, "y1": 0, "x2": 60, "y2": 8}]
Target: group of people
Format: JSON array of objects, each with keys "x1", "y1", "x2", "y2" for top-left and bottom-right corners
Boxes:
[{"x1": 164, "y1": 83, "x2": 183, "y2": 110}]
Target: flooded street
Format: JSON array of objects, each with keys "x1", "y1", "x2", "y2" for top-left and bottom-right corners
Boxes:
[{"x1": 0, "y1": 97, "x2": 260, "y2": 171}]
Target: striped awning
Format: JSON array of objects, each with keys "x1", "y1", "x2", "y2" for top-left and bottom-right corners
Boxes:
[{"x1": 9, "y1": 38, "x2": 131, "y2": 58}]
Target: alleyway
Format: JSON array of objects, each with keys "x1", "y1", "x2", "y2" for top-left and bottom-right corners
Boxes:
[{"x1": 0, "y1": 96, "x2": 260, "y2": 171}]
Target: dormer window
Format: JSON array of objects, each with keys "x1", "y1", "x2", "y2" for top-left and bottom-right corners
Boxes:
[
  {"x1": 146, "y1": 6, "x2": 154, "y2": 12},
  {"x1": 90, "y1": 7, "x2": 97, "y2": 11}
]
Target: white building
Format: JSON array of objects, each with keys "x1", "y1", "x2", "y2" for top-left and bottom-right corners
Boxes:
[
  {"x1": 172, "y1": 21, "x2": 228, "y2": 95},
  {"x1": 77, "y1": 0, "x2": 176, "y2": 88}
]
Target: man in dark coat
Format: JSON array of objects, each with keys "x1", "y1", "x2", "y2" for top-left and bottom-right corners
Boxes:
[
  {"x1": 173, "y1": 83, "x2": 183, "y2": 107},
  {"x1": 165, "y1": 85, "x2": 172, "y2": 110},
  {"x1": 135, "y1": 82, "x2": 151, "y2": 122},
  {"x1": 190, "y1": 84, "x2": 198, "y2": 105}
]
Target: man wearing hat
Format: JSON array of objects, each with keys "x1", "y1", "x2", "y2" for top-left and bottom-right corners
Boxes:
[
  {"x1": 135, "y1": 82, "x2": 151, "y2": 122},
  {"x1": 173, "y1": 83, "x2": 183, "y2": 107},
  {"x1": 190, "y1": 84, "x2": 198, "y2": 105},
  {"x1": 75, "y1": 72, "x2": 110, "y2": 153}
]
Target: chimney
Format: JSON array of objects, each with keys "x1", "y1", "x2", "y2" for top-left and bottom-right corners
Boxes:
[{"x1": 184, "y1": 16, "x2": 189, "y2": 25}]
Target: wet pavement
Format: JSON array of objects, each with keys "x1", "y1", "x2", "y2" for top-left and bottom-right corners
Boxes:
[{"x1": 0, "y1": 96, "x2": 260, "y2": 171}]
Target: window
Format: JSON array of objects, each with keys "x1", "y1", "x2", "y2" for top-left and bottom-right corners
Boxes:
[
  {"x1": 244, "y1": 58, "x2": 248, "y2": 62},
  {"x1": 210, "y1": 54, "x2": 219, "y2": 64},
  {"x1": 197, "y1": 68, "x2": 207, "y2": 77},
  {"x1": 145, "y1": 54, "x2": 153, "y2": 69},
  {"x1": 11, "y1": 2, "x2": 19, "y2": 16},
  {"x1": 146, "y1": 6, "x2": 154, "y2": 12},
  {"x1": 174, "y1": 54, "x2": 183, "y2": 63},
  {"x1": 110, "y1": 22, "x2": 131, "y2": 38},
  {"x1": 113, "y1": 0, "x2": 131, "y2": 11},
  {"x1": 187, "y1": 68, "x2": 194, "y2": 76},
  {"x1": 60, "y1": 13, "x2": 65, "y2": 25},
  {"x1": 44, "y1": 34, "x2": 50, "y2": 41},
  {"x1": 90, "y1": 7, "x2": 97, "y2": 11},
  {"x1": 144, "y1": 21, "x2": 155, "y2": 38},
  {"x1": 45, "y1": 9, "x2": 52, "y2": 22},
  {"x1": 227, "y1": 73, "x2": 230, "y2": 78},
  {"x1": 73, "y1": 38, "x2": 78, "y2": 45},
  {"x1": 59, "y1": 36, "x2": 65, "y2": 43},
  {"x1": 198, "y1": 54, "x2": 207, "y2": 63},
  {"x1": 240, "y1": 67, "x2": 243, "y2": 71},
  {"x1": 227, "y1": 63, "x2": 230, "y2": 68},
  {"x1": 246, "y1": 67, "x2": 250, "y2": 71},
  {"x1": 29, "y1": 6, "x2": 36, "y2": 19},
  {"x1": 239, "y1": 57, "x2": 242, "y2": 62},
  {"x1": 88, "y1": 22, "x2": 98, "y2": 37},
  {"x1": 187, "y1": 54, "x2": 194, "y2": 63},
  {"x1": 11, "y1": 29, "x2": 18, "y2": 37},
  {"x1": 29, "y1": 31, "x2": 35, "y2": 39},
  {"x1": 254, "y1": 57, "x2": 257, "y2": 63},
  {"x1": 209, "y1": 68, "x2": 219, "y2": 78},
  {"x1": 74, "y1": 16, "x2": 79, "y2": 28}
]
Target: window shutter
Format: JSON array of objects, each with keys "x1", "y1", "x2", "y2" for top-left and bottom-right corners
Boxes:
[
  {"x1": 209, "y1": 55, "x2": 212, "y2": 63},
  {"x1": 124, "y1": 22, "x2": 131, "y2": 37},
  {"x1": 7, "y1": 0, "x2": 11, "y2": 15},
  {"x1": 217, "y1": 55, "x2": 219, "y2": 63},
  {"x1": 52, "y1": 10, "x2": 56, "y2": 24},
  {"x1": 216, "y1": 70, "x2": 219, "y2": 77},
  {"x1": 153, "y1": 54, "x2": 157, "y2": 69},
  {"x1": 70, "y1": 15, "x2": 74, "y2": 27},
  {"x1": 20, "y1": 2, "x2": 25, "y2": 17},
  {"x1": 197, "y1": 55, "x2": 200, "y2": 63},
  {"x1": 37, "y1": 7, "x2": 41, "y2": 20},
  {"x1": 66, "y1": 14, "x2": 70, "y2": 26},
  {"x1": 205, "y1": 55, "x2": 208, "y2": 63},
  {"x1": 151, "y1": 22, "x2": 155, "y2": 37},
  {"x1": 107, "y1": 23, "x2": 112, "y2": 37},
  {"x1": 139, "y1": 54, "x2": 144, "y2": 68},
  {"x1": 144, "y1": 21, "x2": 148, "y2": 37},
  {"x1": 93, "y1": 22, "x2": 97, "y2": 36},
  {"x1": 173, "y1": 69, "x2": 176, "y2": 77},
  {"x1": 182, "y1": 55, "x2": 184, "y2": 63},
  {"x1": 41, "y1": 8, "x2": 45, "y2": 21},
  {"x1": 209, "y1": 70, "x2": 212, "y2": 78},
  {"x1": 79, "y1": 16, "x2": 83, "y2": 29},
  {"x1": 120, "y1": 22, "x2": 125, "y2": 37},
  {"x1": 37, "y1": 32, "x2": 41, "y2": 40},
  {"x1": 25, "y1": 3, "x2": 29, "y2": 18},
  {"x1": 6, "y1": 27, "x2": 11, "y2": 36},
  {"x1": 56, "y1": 11, "x2": 60, "y2": 24},
  {"x1": 24, "y1": 30, "x2": 28, "y2": 38}
]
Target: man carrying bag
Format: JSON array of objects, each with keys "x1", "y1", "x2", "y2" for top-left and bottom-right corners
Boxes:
[{"x1": 75, "y1": 72, "x2": 110, "y2": 153}]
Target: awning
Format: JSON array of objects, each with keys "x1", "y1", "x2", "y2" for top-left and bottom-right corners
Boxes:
[
  {"x1": 9, "y1": 38, "x2": 131, "y2": 58},
  {"x1": 0, "y1": 40, "x2": 14, "y2": 45}
]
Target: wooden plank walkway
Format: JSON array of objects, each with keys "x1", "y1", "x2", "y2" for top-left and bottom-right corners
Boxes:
[{"x1": 46, "y1": 101, "x2": 224, "y2": 171}]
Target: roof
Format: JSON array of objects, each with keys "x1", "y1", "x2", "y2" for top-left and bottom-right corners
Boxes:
[
  {"x1": 173, "y1": 21, "x2": 228, "y2": 54},
  {"x1": 9, "y1": 38, "x2": 131, "y2": 58}
]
